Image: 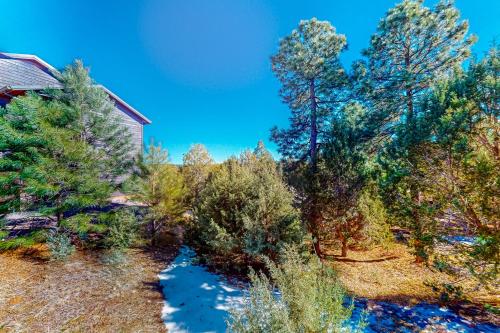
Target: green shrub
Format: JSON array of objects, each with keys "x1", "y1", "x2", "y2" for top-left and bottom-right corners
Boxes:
[
  {"x1": 60, "y1": 214, "x2": 107, "y2": 237},
  {"x1": 0, "y1": 230, "x2": 47, "y2": 251},
  {"x1": 101, "y1": 209, "x2": 139, "y2": 249},
  {"x1": 47, "y1": 232, "x2": 75, "y2": 260},
  {"x1": 100, "y1": 248, "x2": 129, "y2": 266},
  {"x1": 194, "y1": 143, "x2": 305, "y2": 259},
  {"x1": 358, "y1": 191, "x2": 393, "y2": 249},
  {"x1": 228, "y1": 246, "x2": 355, "y2": 332}
]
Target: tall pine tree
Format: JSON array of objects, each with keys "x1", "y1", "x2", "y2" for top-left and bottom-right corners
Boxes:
[
  {"x1": 1, "y1": 60, "x2": 135, "y2": 221},
  {"x1": 360, "y1": 0, "x2": 475, "y2": 261},
  {"x1": 271, "y1": 18, "x2": 349, "y2": 256},
  {"x1": 360, "y1": 0, "x2": 475, "y2": 140},
  {"x1": 0, "y1": 94, "x2": 110, "y2": 220},
  {"x1": 50, "y1": 61, "x2": 134, "y2": 181}
]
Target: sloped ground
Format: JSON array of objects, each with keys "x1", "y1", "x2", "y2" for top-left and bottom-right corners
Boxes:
[
  {"x1": 0, "y1": 244, "x2": 178, "y2": 333},
  {"x1": 327, "y1": 243, "x2": 500, "y2": 325},
  {"x1": 1, "y1": 239, "x2": 497, "y2": 332},
  {"x1": 328, "y1": 244, "x2": 452, "y2": 301}
]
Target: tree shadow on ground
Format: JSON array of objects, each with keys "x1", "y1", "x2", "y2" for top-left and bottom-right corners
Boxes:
[
  {"x1": 349, "y1": 297, "x2": 499, "y2": 333},
  {"x1": 328, "y1": 255, "x2": 399, "y2": 263}
]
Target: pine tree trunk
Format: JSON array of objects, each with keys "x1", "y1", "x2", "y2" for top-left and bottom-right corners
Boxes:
[
  {"x1": 308, "y1": 78, "x2": 323, "y2": 258},
  {"x1": 311, "y1": 213, "x2": 323, "y2": 258},
  {"x1": 151, "y1": 220, "x2": 157, "y2": 246},
  {"x1": 309, "y1": 79, "x2": 318, "y2": 172},
  {"x1": 405, "y1": 45, "x2": 414, "y2": 125},
  {"x1": 411, "y1": 185, "x2": 426, "y2": 263},
  {"x1": 341, "y1": 240, "x2": 348, "y2": 257},
  {"x1": 414, "y1": 239, "x2": 425, "y2": 264},
  {"x1": 405, "y1": 48, "x2": 426, "y2": 263},
  {"x1": 56, "y1": 194, "x2": 63, "y2": 226}
]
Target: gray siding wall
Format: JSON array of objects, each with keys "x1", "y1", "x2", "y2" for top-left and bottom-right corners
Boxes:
[{"x1": 111, "y1": 104, "x2": 144, "y2": 157}]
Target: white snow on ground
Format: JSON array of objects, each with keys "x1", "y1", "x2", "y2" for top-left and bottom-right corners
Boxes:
[
  {"x1": 160, "y1": 246, "x2": 499, "y2": 333},
  {"x1": 443, "y1": 235, "x2": 477, "y2": 246},
  {"x1": 159, "y1": 246, "x2": 244, "y2": 333}
]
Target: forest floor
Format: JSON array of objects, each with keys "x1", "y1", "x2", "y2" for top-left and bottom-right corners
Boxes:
[
  {"x1": 324, "y1": 243, "x2": 500, "y2": 325},
  {"x1": 0, "y1": 240, "x2": 179, "y2": 333},
  {"x1": 0, "y1": 237, "x2": 498, "y2": 332}
]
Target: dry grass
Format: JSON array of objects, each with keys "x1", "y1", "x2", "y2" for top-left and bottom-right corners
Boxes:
[
  {"x1": 0, "y1": 242, "x2": 178, "y2": 333},
  {"x1": 1, "y1": 235, "x2": 497, "y2": 331},
  {"x1": 324, "y1": 242, "x2": 499, "y2": 323},
  {"x1": 325, "y1": 243, "x2": 446, "y2": 302}
]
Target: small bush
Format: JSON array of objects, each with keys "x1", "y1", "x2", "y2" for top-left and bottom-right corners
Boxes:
[
  {"x1": 47, "y1": 232, "x2": 75, "y2": 260},
  {"x1": 100, "y1": 248, "x2": 129, "y2": 266},
  {"x1": 0, "y1": 230, "x2": 8, "y2": 240},
  {"x1": 101, "y1": 209, "x2": 139, "y2": 249},
  {"x1": 0, "y1": 230, "x2": 47, "y2": 251},
  {"x1": 228, "y1": 246, "x2": 355, "y2": 332},
  {"x1": 60, "y1": 214, "x2": 107, "y2": 237},
  {"x1": 358, "y1": 191, "x2": 393, "y2": 249}
]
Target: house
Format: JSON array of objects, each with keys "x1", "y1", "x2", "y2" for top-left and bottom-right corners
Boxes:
[{"x1": 0, "y1": 52, "x2": 151, "y2": 156}]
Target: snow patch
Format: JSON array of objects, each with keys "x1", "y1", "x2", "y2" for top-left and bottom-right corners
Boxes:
[
  {"x1": 159, "y1": 246, "x2": 244, "y2": 333},
  {"x1": 160, "y1": 247, "x2": 499, "y2": 333}
]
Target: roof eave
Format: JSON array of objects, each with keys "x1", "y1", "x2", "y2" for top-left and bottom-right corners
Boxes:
[
  {"x1": 0, "y1": 52, "x2": 60, "y2": 76},
  {"x1": 97, "y1": 85, "x2": 152, "y2": 124},
  {"x1": 0, "y1": 52, "x2": 152, "y2": 125},
  {"x1": 0, "y1": 84, "x2": 63, "y2": 91}
]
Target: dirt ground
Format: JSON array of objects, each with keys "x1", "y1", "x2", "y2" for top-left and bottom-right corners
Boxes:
[
  {"x1": 325, "y1": 243, "x2": 500, "y2": 324},
  {"x1": 0, "y1": 243, "x2": 178, "y2": 333},
  {"x1": 1, "y1": 238, "x2": 497, "y2": 331}
]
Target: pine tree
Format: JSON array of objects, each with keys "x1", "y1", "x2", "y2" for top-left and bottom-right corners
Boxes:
[
  {"x1": 419, "y1": 47, "x2": 499, "y2": 281},
  {"x1": 360, "y1": 0, "x2": 475, "y2": 139},
  {"x1": 271, "y1": 18, "x2": 349, "y2": 256},
  {"x1": 0, "y1": 94, "x2": 48, "y2": 213},
  {"x1": 360, "y1": 0, "x2": 476, "y2": 262},
  {"x1": 0, "y1": 94, "x2": 111, "y2": 221},
  {"x1": 1, "y1": 60, "x2": 135, "y2": 223},
  {"x1": 182, "y1": 144, "x2": 214, "y2": 208},
  {"x1": 133, "y1": 141, "x2": 186, "y2": 244},
  {"x1": 33, "y1": 124, "x2": 111, "y2": 221},
  {"x1": 271, "y1": 18, "x2": 349, "y2": 168},
  {"x1": 50, "y1": 60, "x2": 134, "y2": 181},
  {"x1": 319, "y1": 103, "x2": 369, "y2": 257}
]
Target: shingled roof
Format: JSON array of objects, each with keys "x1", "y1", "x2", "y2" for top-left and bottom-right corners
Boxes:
[
  {"x1": 0, "y1": 52, "x2": 151, "y2": 124},
  {"x1": 0, "y1": 53, "x2": 62, "y2": 89}
]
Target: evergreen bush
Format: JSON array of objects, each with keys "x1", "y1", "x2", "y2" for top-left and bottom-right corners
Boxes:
[
  {"x1": 101, "y1": 209, "x2": 139, "y2": 249},
  {"x1": 47, "y1": 232, "x2": 75, "y2": 260},
  {"x1": 194, "y1": 143, "x2": 305, "y2": 259},
  {"x1": 228, "y1": 245, "x2": 355, "y2": 332},
  {"x1": 358, "y1": 191, "x2": 393, "y2": 249}
]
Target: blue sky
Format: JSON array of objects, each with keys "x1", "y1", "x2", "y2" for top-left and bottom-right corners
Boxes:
[{"x1": 1, "y1": 0, "x2": 498, "y2": 163}]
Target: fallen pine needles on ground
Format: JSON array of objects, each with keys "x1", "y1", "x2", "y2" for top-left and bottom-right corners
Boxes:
[{"x1": 0, "y1": 243, "x2": 178, "y2": 333}]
